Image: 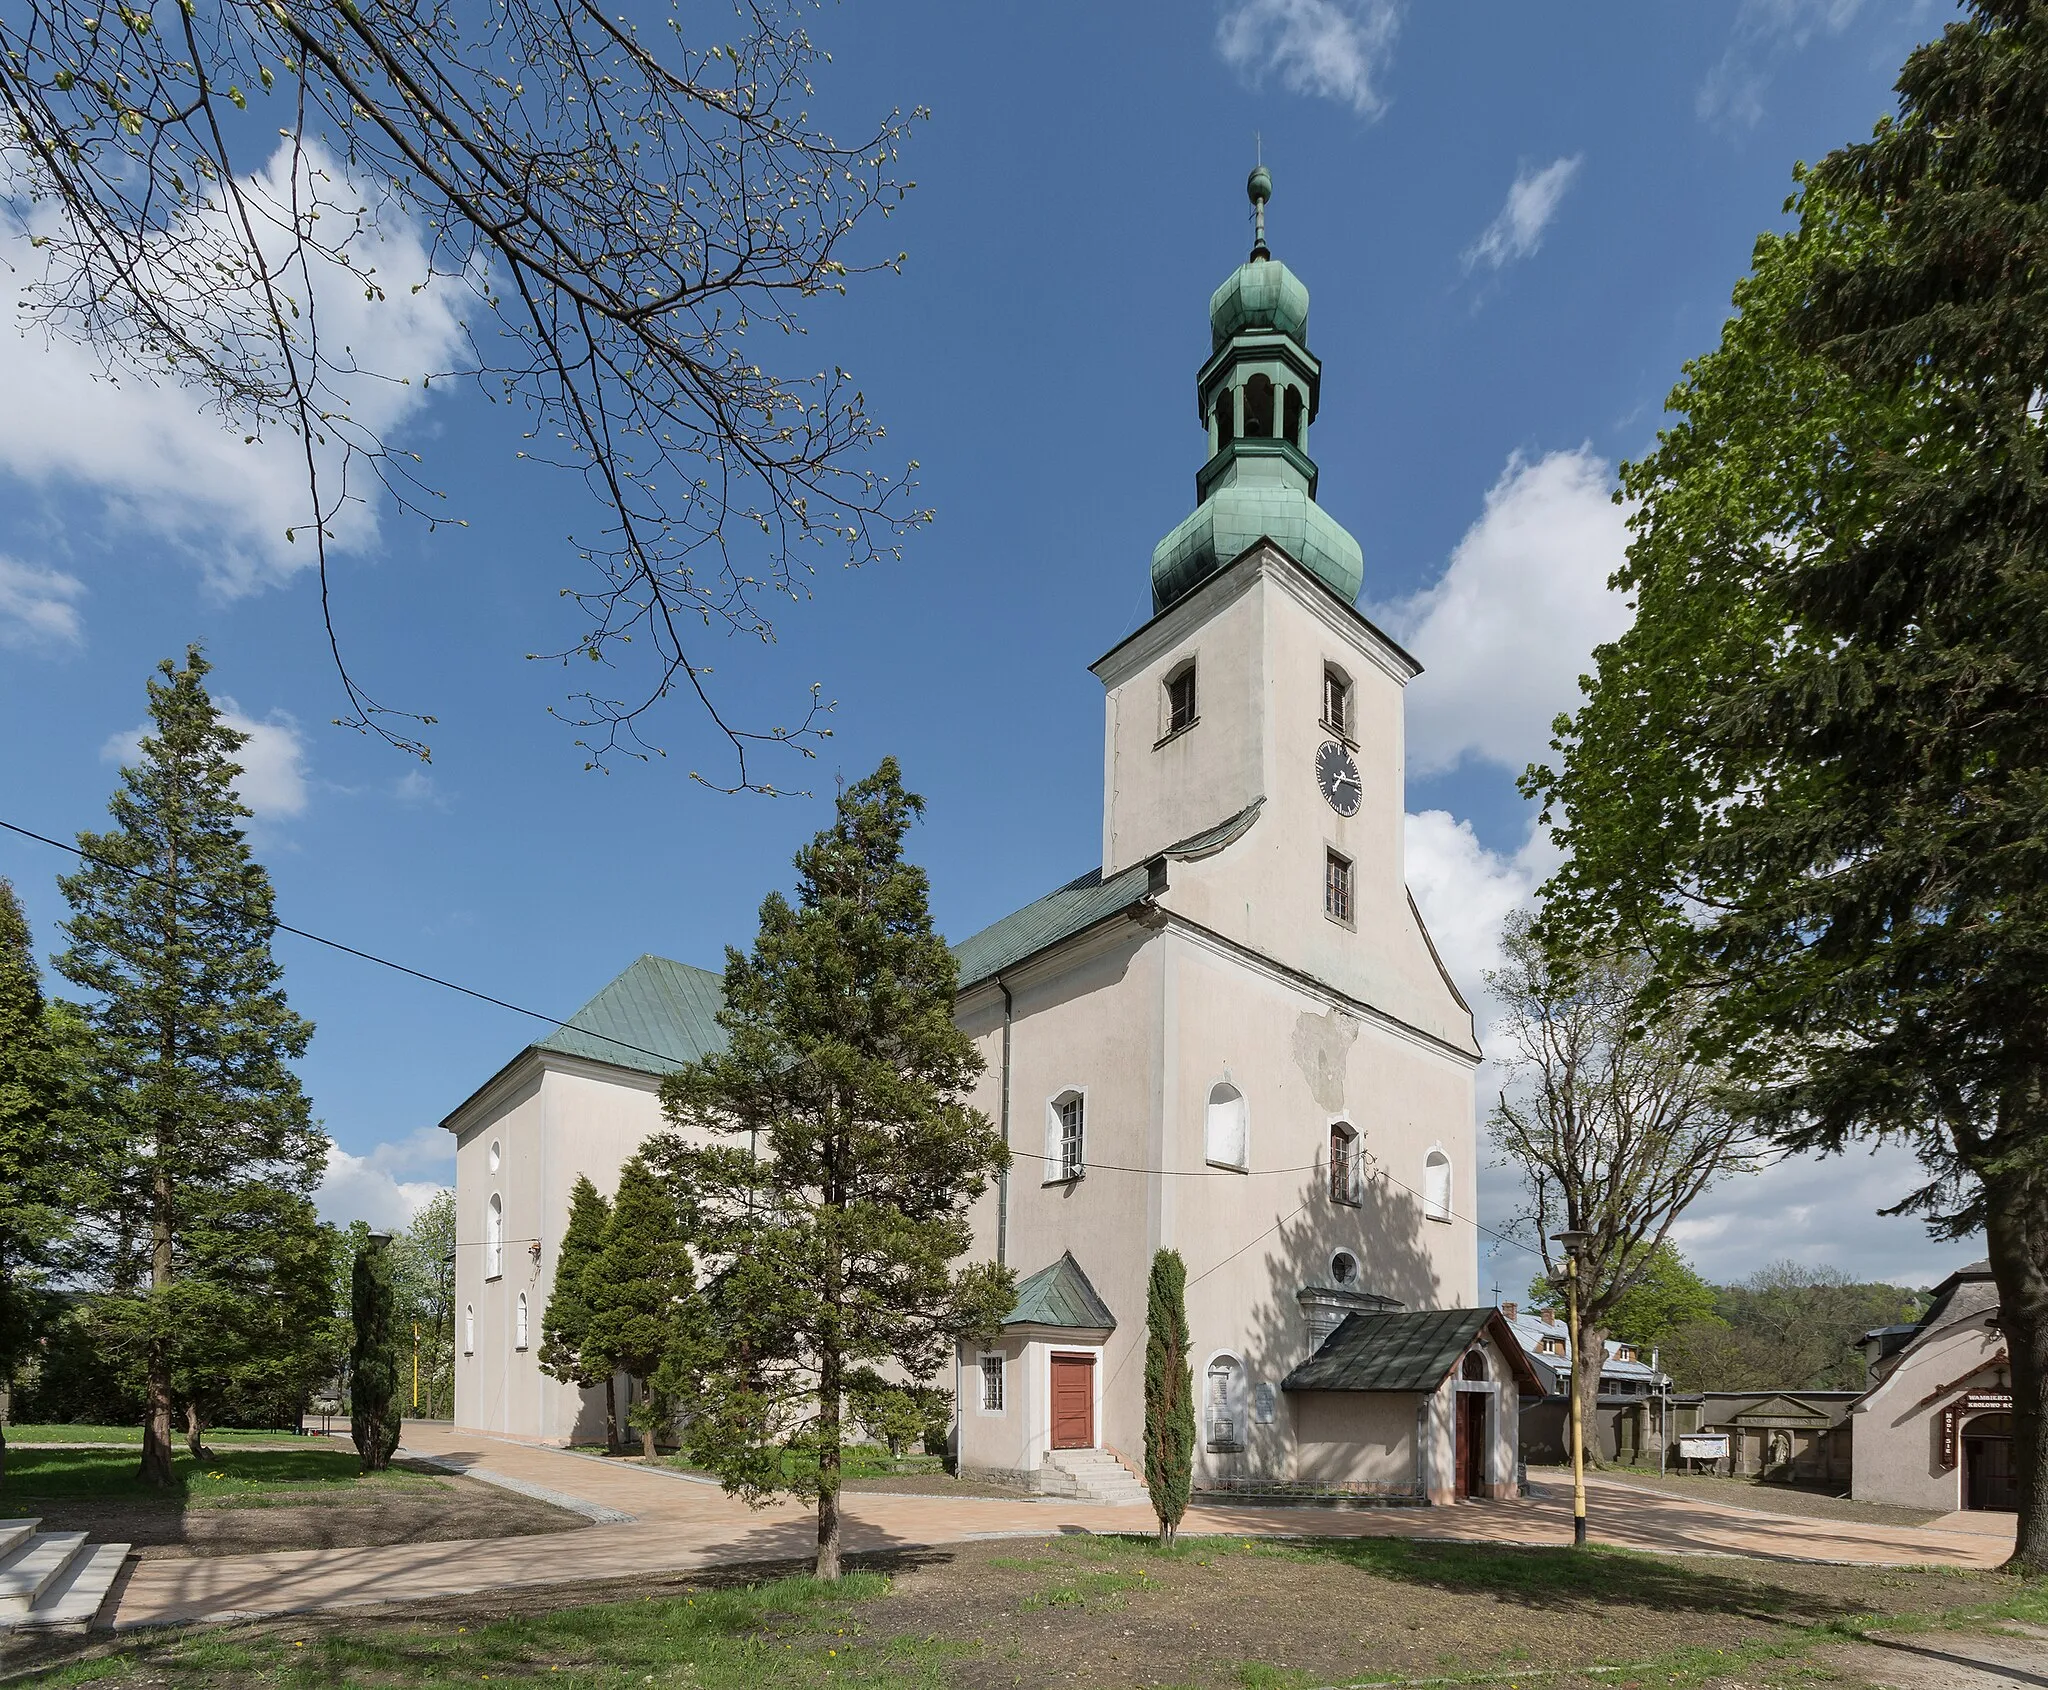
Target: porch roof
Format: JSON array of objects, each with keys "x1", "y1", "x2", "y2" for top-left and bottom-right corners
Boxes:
[
  {"x1": 1004, "y1": 1252, "x2": 1116, "y2": 1332},
  {"x1": 1282, "y1": 1307, "x2": 1543, "y2": 1396}
]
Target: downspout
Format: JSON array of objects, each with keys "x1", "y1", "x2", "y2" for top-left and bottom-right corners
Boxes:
[{"x1": 996, "y1": 976, "x2": 1014, "y2": 1269}]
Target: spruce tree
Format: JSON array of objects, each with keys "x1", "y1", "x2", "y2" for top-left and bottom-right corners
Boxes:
[
  {"x1": 57, "y1": 647, "x2": 323, "y2": 1486},
  {"x1": 350, "y1": 1233, "x2": 403, "y2": 1470},
  {"x1": 581, "y1": 1157, "x2": 694, "y2": 1459},
  {"x1": 0, "y1": 881, "x2": 95, "y2": 1484},
  {"x1": 654, "y1": 758, "x2": 1013, "y2": 1578},
  {"x1": 538, "y1": 1175, "x2": 617, "y2": 1450},
  {"x1": 1143, "y1": 1248, "x2": 1193, "y2": 1547}
]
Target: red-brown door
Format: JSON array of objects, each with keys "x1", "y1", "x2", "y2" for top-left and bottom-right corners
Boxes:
[
  {"x1": 1456, "y1": 1393, "x2": 1488, "y2": 1499},
  {"x1": 1050, "y1": 1352, "x2": 1095, "y2": 1450}
]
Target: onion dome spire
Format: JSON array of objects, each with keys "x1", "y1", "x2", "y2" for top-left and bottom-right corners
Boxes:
[{"x1": 1149, "y1": 168, "x2": 1364, "y2": 614}]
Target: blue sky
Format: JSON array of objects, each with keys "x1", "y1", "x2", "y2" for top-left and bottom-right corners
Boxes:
[{"x1": 0, "y1": 0, "x2": 1977, "y2": 1289}]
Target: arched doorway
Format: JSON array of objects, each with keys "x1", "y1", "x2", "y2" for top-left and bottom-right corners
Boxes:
[{"x1": 1963, "y1": 1413, "x2": 2017, "y2": 1511}]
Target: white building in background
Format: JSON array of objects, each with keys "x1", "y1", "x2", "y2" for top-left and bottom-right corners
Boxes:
[{"x1": 449, "y1": 171, "x2": 1539, "y2": 1505}]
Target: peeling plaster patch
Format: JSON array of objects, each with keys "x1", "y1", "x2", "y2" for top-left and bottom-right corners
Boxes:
[{"x1": 1292, "y1": 1008, "x2": 1359, "y2": 1112}]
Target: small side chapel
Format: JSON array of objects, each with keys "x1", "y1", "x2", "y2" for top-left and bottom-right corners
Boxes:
[{"x1": 447, "y1": 170, "x2": 1538, "y2": 1506}]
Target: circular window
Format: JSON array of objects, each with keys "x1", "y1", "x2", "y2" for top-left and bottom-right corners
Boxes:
[
  {"x1": 1330, "y1": 1251, "x2": 1358, "y2": 1285},
  {"x1": 488, "y1": 1140, "x2": 502, "y2": 1173}
]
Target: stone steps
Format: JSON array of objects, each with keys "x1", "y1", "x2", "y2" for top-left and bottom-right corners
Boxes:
[
  {"x1": 0, "y1": 1524, "x2": 128, "y2": 1631},
  {"x1": 1041, "y1": 1449, "x2": 1152, "y2": 1506}
]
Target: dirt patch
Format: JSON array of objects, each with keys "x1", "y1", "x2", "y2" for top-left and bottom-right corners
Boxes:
[
  {"x1": 1545, "y1": 1463, "x2": 1947, "y2": 1528},
  {"x1": 12, "y1": 1471, "x2": 587, "y2": 1560},
  {"x1": 1815, "y1": 1624, "x2": 2048, "y2": 1690}
]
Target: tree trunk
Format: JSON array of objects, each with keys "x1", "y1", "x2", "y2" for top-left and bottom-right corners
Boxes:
[
  {"x1": 140, "y1": 1160, "x2": 176, "y2": 1488},
  {"x1": 605, "y1": 1375, "x2": 619, "y2": 1454},
  {"x1": 185, "y1": 1400, "x2": 210, "y2": 1461},
  {"x1": 1572, "y1": 1320, "x2": 1609, "y2": 1471},
  {"x1": 1983, "y1": 1158, "x2": 2048, "y2": 1573}
]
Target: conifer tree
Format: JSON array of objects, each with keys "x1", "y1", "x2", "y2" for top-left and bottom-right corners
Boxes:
[
  {"x1": 57, "y1": 647, "x2": 324, "y2": 1486},
  {"x1": 538, "y1": 1175, "x2": 618, "y2": 1450},
  {"x1": 1144, "y1": 1248, "x2": 1193, "y2": 1547},
  {"x1": 350, "y1": 1233, "x2": 403, "y2": 1471},
  {"x1": 654, "y1": 758, "x2": 1013, "y2": 1579},
  {"x1": 0, "y1": 880, "x2": 96, "y2": 1484},
  {"x1": 582, "y1": 1156, "x2": 695, "y2": 1459}
]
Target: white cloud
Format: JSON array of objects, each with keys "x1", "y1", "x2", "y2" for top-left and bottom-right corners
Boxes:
[
  {"x1": 1404, "y1": 808, "x2": 1555, "y2": 1043},
  {"x1": 1381, "y1": 447, "x2": 1632, "y2": 779},
  {"x1": 0, "y1": 142, "x2": 467, "y2": 598},
  {"x1": 0, "y1": 554, "x2": 85, "y2": 650},
  {"x1": 102, "y1": 697, "x2": 310, "y2": 819},
  {"x1": 1215, "y1": 0, "x2": 1401, "y2": 117},
  {"x1": 316, "y1": 1127, "x2": 451, "y2": 1232},
  {"x1": 1463, "y1": 156, "x2": 1583, "y2": 273},
  {"x1": 1699, "y1": 0, "x2": 1865, "y2": 127}
]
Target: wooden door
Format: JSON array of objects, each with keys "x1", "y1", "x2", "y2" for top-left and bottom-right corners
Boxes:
[
  {"x1": 1456, "y1": 1393, "x2": 1487, "y2": 1499},
  {"x1": 1965, "y1": 1415, "x2": 2017, "y2": 1511},
  {"x1": 1050, "y1": 1352, "x2": 1095, "y2": 1450}
]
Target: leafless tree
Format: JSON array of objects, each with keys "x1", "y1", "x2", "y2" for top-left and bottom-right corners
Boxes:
[
  {"x1": 0, "y1": 0, "x2": 925, "y2": 789},
  {"x1": 1488, "y1": 911, "x2": 1762, "y2": 1465}
]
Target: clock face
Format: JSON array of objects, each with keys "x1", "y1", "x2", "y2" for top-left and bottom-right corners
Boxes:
[{"x1": 1316, "y1": 741, "x2": 1362, "y2": 817}]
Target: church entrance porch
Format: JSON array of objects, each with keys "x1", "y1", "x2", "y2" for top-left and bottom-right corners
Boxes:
[{"x1": 1051, "y1": 1352, "x2": 1097, "y2": 1450}]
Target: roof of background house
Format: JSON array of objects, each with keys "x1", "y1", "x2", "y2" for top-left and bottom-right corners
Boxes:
[
  {"x1": 1004, "y1": 1252, "x2": 1116, "y2": 1332},
  {"x1": 1503, "y1": 1310, "x2": 1670, "y2": 1389},
  {"x1": 1283, "y1": 1307, "x2": 1541, "y2": 1395}
]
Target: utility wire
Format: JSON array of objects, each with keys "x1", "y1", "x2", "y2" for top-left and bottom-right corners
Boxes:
[{"x1": 4, "y1": 813, "x2": 1545, "y2": 1264}]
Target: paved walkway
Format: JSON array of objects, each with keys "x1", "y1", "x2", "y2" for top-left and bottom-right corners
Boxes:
[{"x1": 105, "y1": 1424, "x2": 2018, "y2": 1629}]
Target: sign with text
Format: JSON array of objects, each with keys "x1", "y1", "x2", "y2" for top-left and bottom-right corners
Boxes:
[
  {"x1": 1678, "y1": 1434, "x2": 1729, "y2": 1461},
  {"x1": 1938, "y1": 1391, "x2": 2012, "y2": 1472}
]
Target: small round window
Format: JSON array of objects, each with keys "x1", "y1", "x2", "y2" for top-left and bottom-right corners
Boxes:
[
  {"x1": 1331, "y1": 1250, "x2": 1358, "y2": 1285},
  {"x1": 488, "y1": 1139, "x2": 502, "y2": 1173}
]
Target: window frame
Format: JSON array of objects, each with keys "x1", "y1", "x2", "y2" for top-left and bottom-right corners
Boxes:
[
  {"x1": 463, "y1": 1303, "x2": 476, "y2": 1356},
  {"x1": 486, "y1": 1192, "x2": 505, "y2": 1280},
  {"x1": 1204, "y1": 1081, "x2": 1249, "y2": 1172},
  {"x1": 515, "y1": 1291, "x2": 530, "y2": 1351},
  {"x1": 978, "y1": 1352, "x2": 1006, "y2": 1415},
  {"x1": 1328, "y1": 1121, "x2": 1361, "y2": 1206},
  {"x1": 1045, "y1": 1088, "x2": 1087, "y2": 1184},
  {"x1": 1324, "y1": 848, "x2": 1354, "y2": 928},
  {"x1": 1158, "y1": 658, "x2": 1199, "y2": 745},
  {"x1": 1321, "y1": 664, "x2": 1354, "y2": 742}
]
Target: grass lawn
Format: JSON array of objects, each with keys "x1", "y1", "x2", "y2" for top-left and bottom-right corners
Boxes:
[
  {"x1": 3, "y1": 1425, "x2": 310, "y2": 1446},
  {"x1": 0, "y1": 1445, "x2": 437, "y2": 1506},
  {"x1": 9, "y1": 1531, "x2": 2046, "y2": 1689}
]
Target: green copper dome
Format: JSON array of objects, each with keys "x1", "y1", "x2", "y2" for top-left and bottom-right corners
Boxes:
[
  {"x1": 1151, "y1": 485, "x2": 1363, "y2": 611},
  {"x1": 1151, "y1": 167, "x2": 1362, "y2": 615},
  {"x1": 1209, "y1": 258, "x2": 1310, "y2": 353}
]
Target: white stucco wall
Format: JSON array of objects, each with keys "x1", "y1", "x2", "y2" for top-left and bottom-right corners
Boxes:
[{"x1": 1850, "y1": 1307, "x2": 2005, "y2": 1510}]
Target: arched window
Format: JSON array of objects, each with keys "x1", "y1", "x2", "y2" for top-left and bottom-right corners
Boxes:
[
  {"x1": 1163, "y1": 659, "x2": 1197, "y2": 738},
  {"x1": 516, "y1": 1292, "x2": 530, "y2": 1351},
  {"x1": 1284, "y1": 385, "x2": 1305, "y2": 446},
  {"x1": 1424, "y1": 1149, "x2": 1453, "y2": 1222},
  {"x1": 1206, "y1": 1355, "x2": 1247, "y2": 1452},
  {"x1": 487, "y1": 1192, "x2": 505, "y2": 1277},
  {"x1": 1244, "y1": 373, "x2": 1274, "y2": 437},
  {"x1": 1205, "y1": 1083, "x2": 1248, "y2": 1170},
  {"x1": 1329, "y1": 1122, "x2": 1360, "y2": 1205},
  {"x1": 463, "y1": 1304, "x2": 475, "y2": 1355},
  {"x1": 1047, "y1": 1090, "x2": 1086, "y2": 1182},
  {"x1": 1322, "y1": 664, "x2": 1352, "y2": 738},
  {"x1": 488, "y1": 1138, "x2": 502, "y2": 1173},
  {"x1": 1463, "y1": 1350, "x2": 1488, "y2": 1382},
  {"x1": 1330, "y1": 1250, "x2": 1359, "y2": 1286}
]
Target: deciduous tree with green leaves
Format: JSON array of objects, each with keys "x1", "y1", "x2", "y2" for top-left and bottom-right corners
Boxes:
[
  {"x1": 1143, "y1": 1248, "x2": 1193, "y2": 1548},
  {"x1": 652, "y1": 758, "x2": 1012, "y2": 1578},
  {"x1": 57, "y1": 647, "x2": 325, "y2": 1487},
  {"x1": 1527, "y1": 1, "x2": 2048, "y2": 1568},
  {"x1": 583, "y1": 1156, "x2": 697, "y2": 1459},
  {"x1": 538, "y1": 1174, "x2": 616, "y2": 1450}
]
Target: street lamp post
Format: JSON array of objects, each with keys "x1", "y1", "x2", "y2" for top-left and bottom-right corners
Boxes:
[{"x1": 1552, "y1": 1229, "x2": 1591, "y2": 1549}]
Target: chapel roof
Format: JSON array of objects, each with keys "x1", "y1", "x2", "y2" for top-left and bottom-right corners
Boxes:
[
  {"x1": 1283, "y1": 1307, "x2": 1543, "y2": 1396},
  {"x1": 1004, "y1": 1252, "x2": 1116, "y2": 1332}
]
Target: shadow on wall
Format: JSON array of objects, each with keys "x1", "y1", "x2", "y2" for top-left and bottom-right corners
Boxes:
[{"x1": 1205, "y1": 1157, "x2": 1445, "y2": 1484}]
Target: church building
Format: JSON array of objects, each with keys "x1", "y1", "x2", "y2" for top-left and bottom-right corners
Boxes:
[{"x1": 446, "y1": 170, "x2": 1537, "y2": 1506}]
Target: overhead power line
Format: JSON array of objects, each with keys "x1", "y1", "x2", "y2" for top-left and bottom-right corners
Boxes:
[{"x1": 2, "y1": 813, "x2": 1543, "y2": 1261}]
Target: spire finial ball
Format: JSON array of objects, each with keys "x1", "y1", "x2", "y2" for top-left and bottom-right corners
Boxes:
[{"x1": 1247, "y1": 164, "x2": 1273, "y2": 205}]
